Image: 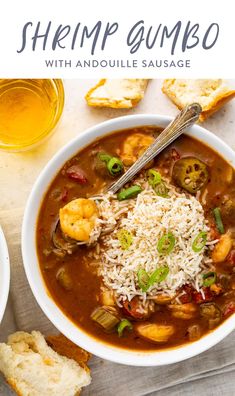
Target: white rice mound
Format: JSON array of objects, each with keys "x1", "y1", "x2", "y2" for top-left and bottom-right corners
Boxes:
[{"x1": 91, "y1": 176, "x2": 216, "y2": 304}]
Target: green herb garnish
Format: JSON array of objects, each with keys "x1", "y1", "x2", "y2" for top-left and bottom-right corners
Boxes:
[
  {"x1": 203, "y1": 271, "x2": 217, "y2": 287},
  {"x1": 192, "y1": 231, "x2": 207, "y2": 252},
  {"x1": 117, "y1": 229, "x2": 133, "y2": 250},
  {"x1": 117, "y1": 185, "x2": 142, "y2": 201},
  {"x1": 137, "y1": 269, "x2": 150, "y2": 292},
  {"x1": 147, "y1": 169, "x2": 161, "y2": 187},
  {"x1": 148, "y1": 266, "x2": 169, "y2": 287},
  {"x1": 157, "y1": 233, "x2": 175, "y2": 254},
  {"x1": 213, "y1": 207, "x2": 225, "y2": 234},
  {"x1": 117, "y1": 319, "x2": 133, "y2": 337},
  {"x1": 98, "y1": 152, "x2": 124, "y2": 177}
]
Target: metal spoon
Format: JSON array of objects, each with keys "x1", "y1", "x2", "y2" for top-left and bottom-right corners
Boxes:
[
  {"x1": 52, "y1": 103, "x2": 202, "y2": 250},
  {"x1": 108, "y1": 103, "x2": 202, "y2": 194}
]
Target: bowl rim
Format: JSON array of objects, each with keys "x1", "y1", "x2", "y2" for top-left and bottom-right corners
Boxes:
[
  {"x1": 0, "y1": 225, "x2": 10, "y2": 324},
  {"x1": 22, "y1": 114, "x2": 235, "y2": 366}
]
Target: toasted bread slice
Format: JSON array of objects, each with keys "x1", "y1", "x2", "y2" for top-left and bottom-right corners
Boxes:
[
  {"x1": 85, "y1": 79, "x2": 149, "y2": 108},
  {"x1": 46, "y1": 334, "x2": 91, "y2": 371},
  {"x1": 0, "y1": 331, "x2": 91, "y2": 396},
  {"x1": 162, "y1": 79, "x2": 235, "y2": 121}
]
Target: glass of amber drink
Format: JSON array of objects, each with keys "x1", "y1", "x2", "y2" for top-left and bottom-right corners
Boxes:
[{"x1": 0, "y1": 79, "x2": 64, "y2": 151}]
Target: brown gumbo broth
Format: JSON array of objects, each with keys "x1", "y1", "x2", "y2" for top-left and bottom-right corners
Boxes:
[{"x1": 37, "y1": 127, "x2": 235, "y2": 350}]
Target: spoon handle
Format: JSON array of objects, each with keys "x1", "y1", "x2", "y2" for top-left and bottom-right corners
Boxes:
[{"x1": 108, "y1": 103, "x2": 202, "y2": 194}]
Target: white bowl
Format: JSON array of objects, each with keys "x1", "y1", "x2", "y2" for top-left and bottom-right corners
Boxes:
[
  {"x1": 0, "y1": 226, "x2": 10, "y2": 323},
  {"x1": 22, "y1": 114, "x2": 235, "y2": 366}
]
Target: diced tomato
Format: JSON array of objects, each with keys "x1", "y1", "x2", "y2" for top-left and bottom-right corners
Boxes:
[
  {"x1": 223, "y1": 301, "x2": 235, "y2": 316},
  {"x1": 178, "y1": 284, "x2": 213, "y2": 304},
  {"x1": 60, "y1": 187, "x2": 68, "y2": 202},
  {"x1": 193, "y1": 287, "x2": 213, "y2": 304},
  {"x1": 209, "y1": 224, "x2": 220, "y2": 240},
  {"x1": 201, "y1": 287, "x2": 213, "y2": 302},
  {"x1": 210, "y1": 283, "x2": 223, "y2": 296},
  {"x1": 179, "y1": 294, "x2": 191, "y2": 304},
  {"x1": 66, "y1": 165, "x2": 88, "y2": 184},
  {"x1": 193, "y1": 292, "x2": 204, "y2": 304},
  {"x1": 171, "y1": 148, "x2": 180, "y2": 161},
  {"x1": 122, "y1": 297, "x2": 147, "y2": 320},
  {"x1": 178, "y1": 284, "x2": 193, "y2": 303},
  {"x1": 227, "y1": 250, "x2": 235, "y2": 266}
]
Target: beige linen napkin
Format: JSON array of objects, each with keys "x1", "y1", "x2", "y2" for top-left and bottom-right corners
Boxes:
[{"x1": 1, "y1": 207, "x2": 235, "y2": 396}]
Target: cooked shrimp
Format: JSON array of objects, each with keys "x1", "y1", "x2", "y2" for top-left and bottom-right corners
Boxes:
[
  {"x1": 59, "y1": 198, "x2": 98, "y2": 242},
  {"x1": 168, "y1": 303, "x2": 197, "y2": 319},
  {"x1": 135, "y1": 323, "x2": 175, "y2": 343},
  {"x1": 120, "y1": 133, "x2": 154, "y2": 166},
  {"x1": 212, "y1": 232, "x2": 233, "y2": 263},
  {"x1": 99, "y1": 288, "x2": 115, "y2": 306},
  {"x1": 150, "y1": 294, "x2": 173, "y2": 305}
]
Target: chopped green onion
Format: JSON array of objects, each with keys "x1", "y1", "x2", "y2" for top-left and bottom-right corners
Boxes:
[
  {"x1": 137, "y1": 269, "x2": 150, "y2": 292},
  {"x1": 98, "y1": 152, "x2": 112, "y2": 163},
  {"x1": 117, "y1": 229, "x2": 133, "y2": 250},
  {"x1": 154, "y1": 182, "x2": 169, "y2": 197},
  {"x1": 192, "y1": 231, "x2": 207, "y2": 252},
  {"x1": 138, "y1": 266, "x2": 169, "y2": 292},
  {"x1": 117, "y1": 319, "x2": 133, "y2": 337},
  {"x1": 157, "y1": 233, "x2": 175, "y2": 254},
  {"x1": 147, "y1": 169, "x2": 168, "y2": 197},
  {"x1": 147, "y1": 169, "x2": 161, "y2": 187},
  {"x1": 107, "y1": 157, "x2": 124, "y2": 176},
  {"x1": 203, "y1": 272, "x2": 217, "y2": 287},
  {"x1": 213, "y1": 207, "x2": 225, "y2": 234},
  {"x1": 148, "y1": 265, "x2": 169, "y2": 287},
  {"x1": 98, "y1": 152, "x2": 124, "y2": 177},
  {"x1": 117, "y1": 185, "x2": 142, "y2": 201}
]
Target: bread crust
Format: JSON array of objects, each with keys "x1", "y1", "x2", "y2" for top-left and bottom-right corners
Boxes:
[
  {"x1": 46, "y1": 334, "x2": 91, "y2": 372},
  {"x1": 162, "y1": 79, "x2": 235, "y2": 122},
  {"x1": 199, "y1": 91, "x2": 235, "y2": 121},
  {"x1": 0, "y1": 331, "x2": 91, "y2": 396},
  {"x1": 7, "y1": 379, "x2": 23, "y2": 396},
  {"x1": 85, "y1": 79, "x2": 149, "y2": 108}
]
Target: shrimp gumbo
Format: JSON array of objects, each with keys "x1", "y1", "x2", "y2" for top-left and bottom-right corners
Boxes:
[{"x1": 37, "y1": 126, "x2": 235, "y2": 350}]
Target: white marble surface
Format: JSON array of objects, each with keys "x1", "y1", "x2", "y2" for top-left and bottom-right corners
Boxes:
[{"x1": 0, "y1": 79, "x2": 235, "y2": 396}]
